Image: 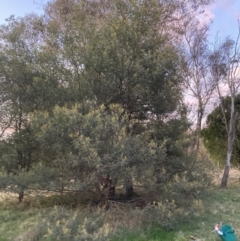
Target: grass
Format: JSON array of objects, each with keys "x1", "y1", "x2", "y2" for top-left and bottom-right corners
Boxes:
[
  {"x1": 112, "y1": 227, "x2": 176, "y2": 241},
  {"x1": 1, "y1": 180, "x2": 240, "y2": 240},
  {"x1": 111, "y1": 184, "x2": 240, "y2": 241},
  {"x1": 0, "y1": 206, "x2": 40, "y2": 241}
]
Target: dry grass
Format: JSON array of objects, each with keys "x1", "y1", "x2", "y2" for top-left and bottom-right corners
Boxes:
[
  {"x1": 1, "y1": 170, "x2": 240, "y2": 241},
  {"x1": 0, "y1": 191, "x2": 18, "y2": 202},
  {"x1": 214, "y1": 168, "x2": 240, "y2": 185},
  {"x1": 104, "y1": 201, "x2": 144, "y2": 231}
]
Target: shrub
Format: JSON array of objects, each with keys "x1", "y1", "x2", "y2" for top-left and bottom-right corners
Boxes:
[
  {"x1": 142, "y1": 154, "x2": 214, "y2": 229},
  {"x1": 28, "y1": 207, "x2": 111, "y2": 241}
]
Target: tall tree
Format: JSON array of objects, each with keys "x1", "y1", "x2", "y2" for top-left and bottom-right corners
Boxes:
[
  {"x1": 181, "y1": 20, "x2": 216, "y2": 154},
  {"x1": 0, "y1": 0, "x2": 213, "y2": 201},
  {"x1": 209, "y1": 29, "x2": 240, "y2": 187},
  {"x1": 82, "y1": 0, "x2": 185, "y2": 195}
]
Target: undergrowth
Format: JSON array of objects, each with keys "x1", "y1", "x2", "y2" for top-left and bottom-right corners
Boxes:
[{"x1": 1, "y1": 182, "x2": 240, "y2": 241}]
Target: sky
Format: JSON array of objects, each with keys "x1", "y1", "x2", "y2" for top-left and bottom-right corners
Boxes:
[
  {"x1": 0, "y1": 0, "x2": 47, "y2": 23},
  {"x1": 0, "y1": 0, "x2": 239, "y2": 40},
  {"x1": 207, "y1": 0, "x2": 240, "y2": 41}
]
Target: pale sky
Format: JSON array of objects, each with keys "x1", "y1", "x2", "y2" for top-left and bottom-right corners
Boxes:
[
  {"x1": 0, "y1": 0, "x2": 47, "y2": 23},
  {"x1": 0, "y1": 0, "x2": 239, "y2": 41},
  {"x1": 208, "y1": 0, "x2": 240, "y2": 41}
]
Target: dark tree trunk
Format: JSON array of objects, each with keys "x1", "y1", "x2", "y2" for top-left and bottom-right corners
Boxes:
[
  {"x1": 95, "y1": 181, "x2": 101, "y2": 197},
  {"x1": 126, "y1": 186, "x2": 134, "y2": 197},
  {"x1": 125, "y1": 179, "x2": 134, "y2": 198},
  {"x1": 195, "y1": 109, "x2": 203, "y2": 154},
  {"x1": 18, "y1": 189, "x2": 24, "y2": 203},
  {"x1": 109, "y1": 186, "x2": 115, "y2": 199},
  {"x1": 108, "y1": 178, "x2": 117, "y2": 199},
  {"x1": 60, "y1": 184, "x2": 64, "y2": 196}
]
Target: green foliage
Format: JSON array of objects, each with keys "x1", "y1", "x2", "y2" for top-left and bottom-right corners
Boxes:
[
  {"x1": 202, "y1": 95, "x2": 240, "y2": 166},
  {"x1": 142, "y1": 154, "x2": 214, "y2": 229},
  {"x1": 34, "y1": 207, "x2": 110, "y2": 241},
  {"x1": 85, "y1": 0, "x2": 182, "y2": 119},
  {"x1": 0, "y1": 1, "x2": 213, "y2": 230},
  {"x1": 144, "y1": 198, "x2": 204, "y2": 230},
  {"x1": 29, "y1": 103, "x2": 167, "y2": 195}
]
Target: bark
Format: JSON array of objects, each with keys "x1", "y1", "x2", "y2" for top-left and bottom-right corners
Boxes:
[
  {"x1": 221, "y1": 99, "x2": 237, "y2": 187},
  {"x1": 221, "y1": 155, "x2": 230, "y2": 188},
  {"x1": 195, "y1": 107, "x2": 203, "y2": 153},
  {"x1": 60, "y1": 184, "x2": 64, "y2": 196},
  {"x1": 95, "y1": 180, "x2": 101, "y2": 197},
  {"x1": 108, "y1": 178, "x2": 117, "y2": 199},
  {"x1": 95, "y1": 175, "x2": 115, "y2": 200},
  {"x1": 125, "y1": 178, "x2": 134, "y2": 198},
  {"x1": 188, "y1": 106, "x2": 203, "y2": 175},
  {"x1": 18, "y1": 188, "x2": 24, "y2": 203}
]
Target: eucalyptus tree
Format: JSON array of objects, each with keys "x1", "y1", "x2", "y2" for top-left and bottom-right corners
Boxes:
[
  {"x1": 181, "y1": 21, "x2": 216, "y2": 154},
  {"x1": 209, "y1": 29, "x2": 240, "y2": 187}
]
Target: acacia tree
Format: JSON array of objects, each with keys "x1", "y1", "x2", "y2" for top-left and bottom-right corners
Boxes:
[
  {"x1": 0, "y1": 0, "x2": 214, "y2": 203},
  {"x1": 0, "y1": 15, "x2": 68, "y2": 202},
  {"x1": 0, "y1": 17, "x2": 38, "y2": 201},
  {"x1": 209, "y1": 29, "x2": 240, "y2": 187},
  {"x1": 30, "y1": 104, "x2": 166, "y2": 201},
  {"x1": 83, "y1": 0, "x2": 185, "y2": 196}
]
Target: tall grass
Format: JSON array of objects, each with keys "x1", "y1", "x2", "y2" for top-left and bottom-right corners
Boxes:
[
  {"x1": 111, "y1": 184, "x2": 240, "y2": 241},
  {"x1": 1, "y1": 182, "x2": 240, "y2": 241}
]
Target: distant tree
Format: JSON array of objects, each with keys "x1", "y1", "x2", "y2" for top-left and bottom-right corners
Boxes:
[{"x1": 202, "y1": 95, "x2": 240, "y2": 167}]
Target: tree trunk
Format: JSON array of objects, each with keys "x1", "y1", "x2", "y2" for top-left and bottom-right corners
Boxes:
[
  {"x1": 195, "y1": 108, "x2": 203, "y2": 154},
  {"x1": 220, "y1": 102, "x2": 237, "y2": 187},
  {"x1": 221, "y1": 162, "x2": 230, "y2": 188},
  {"x1": 125, "y1": 178, "x2": 134, "y2": 198},
  {"x1": 108, "y1": 178, "x2": 117, "y2": 199},
  {"x1": 60, "y1": 183, "x2": 64, "y2": 196},
  {"x1": 18, "y1": 188, "x2": 24, "y2": 203},
  {"x1": 221, "y1": 149, "x2": 233, "y2": 187}
]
